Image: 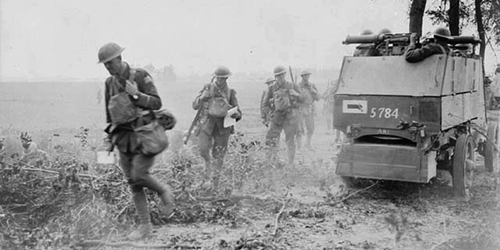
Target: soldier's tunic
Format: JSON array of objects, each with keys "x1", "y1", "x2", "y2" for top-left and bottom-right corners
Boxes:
[
  {"x1": 297, "y1": 80, "x2": 320, "y2": 145},
  {"x1": 353, "y1": 44, "x2": 379, "y2": 57},
  {"x1": 260, "y1": 85, "x2": 274, "y2": 126},
  {"x1": 405, "y1": 43, "x2": 450, "y2": 63},
  {"x1": 192, "y1": 82, "x2": 241, "y2": 186},
  {"x1": 262, "y1": 80, "x2": 302, "y2": 164}
]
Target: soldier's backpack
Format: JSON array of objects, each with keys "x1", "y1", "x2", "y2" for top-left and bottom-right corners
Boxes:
[
  {"x1": 135, "y1": 109, "x2": 176, "y2": 156},
  {"x1": 108, "y1": 70, "x2": 139, "y2": 124},
  {"x1": 273, "y1": 84, "x2": 292, "y2": 112},
  {"x1": 207, "y1": 84, "x2": 232, "y2": 117}
]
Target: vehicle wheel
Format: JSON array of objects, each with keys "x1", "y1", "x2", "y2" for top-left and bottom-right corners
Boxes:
[
  {"x1": 341, "y1": 176, "x2": 360, "y2": 188},
  {"x1": 485, "y1": 122, "x2": 499, "y2": 173},
  {"x1": 452, "y1": 134, "x2": 475, "y2": 198}
]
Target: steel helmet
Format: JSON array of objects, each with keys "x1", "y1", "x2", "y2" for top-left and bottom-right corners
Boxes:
[
  {"x1": 273, "y1": 66, "x2": 286, "y2": 76},
  {"x1": 98, "y1": 42, "x2": 125, "y2": 64},
  {"x1": 378, "y1": 28, "x2": 391, "y2": 35},
  {"x1": 264, "y1": 77, "x2": 275, "y2": 84},
  {"x1": 213, "y1": 66, "x2": 232, "y2": 78},
  {"x1": 360, "y1": 29, "x2": 374, "y2": 35},
  {"x1": 433, "y1": 27, "x2": 451, "y2": 38},
  {"x1": 300, "y1": 69, "x2": 311, "y2": 76}
]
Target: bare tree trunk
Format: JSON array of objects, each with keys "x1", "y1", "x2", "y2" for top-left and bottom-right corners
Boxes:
[
  {"x1": 448, "y1": 0, "x2": 460, "y2": 35},
  {"x1": 409, "y1": 0, "x2": 428, "y2": 37},
  {"x1": 474, "y1": 0, "x2": 486, "y2": 70}
]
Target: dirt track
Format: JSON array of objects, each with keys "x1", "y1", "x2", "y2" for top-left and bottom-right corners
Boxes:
[{"x1": 106, "y1": 115, "x2": 500, "y2": 250}]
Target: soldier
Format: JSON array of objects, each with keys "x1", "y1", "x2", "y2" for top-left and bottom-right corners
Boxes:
[
  {"x1": 296, "y1": 70, "x2": 320, "y2": 150},
  {"x1": 192, "y1": 66, "x2": 242, "y2": 191},
  {"x1": 99, "y1": 42, "x2": 174, "y2": 240},
  {"x1": 260, "y1": 77, "x2": 276, "y2": 127},
  {"x1": 353, "y1": 29, "x2": 378, "y2": 57},
  {"x1": 405, "y1": 27, "x2": 451, "y2": 63},
  {"x1": 322, "y1": 79, "x2": 341, "y2": 141},
  {"x1": 262, "y1": 66, "x2": 302, "y2": 166},
  {"x1": 378, "y1": 28, "x2": 392, "y2": 35}
]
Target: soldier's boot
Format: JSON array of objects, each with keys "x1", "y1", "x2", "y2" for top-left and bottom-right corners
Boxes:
[
  {"x1": 211, "y1": 158, "x2": 224, "y2": 193},
  {"x1": 296, "y1": 135, "x2": 302, "y2": 150},
  {"x1": 127, "y1": 223, "x2": 153, "y2": 241},
  {"x1": 159, "y1": 186, "x2": 174, "y2": 217},
  {"x1": 128, "y1": 191, "x2": 153, "y2": 240},
  {"x1": 306, "y1": 135, "x2": 315, "y2": 151},
  {"x1": 200, "y1": 160, "x2": 211, "y2": 187},
  {"x1": 287, "y1": 150, "x2": 295, "y2": 166}
]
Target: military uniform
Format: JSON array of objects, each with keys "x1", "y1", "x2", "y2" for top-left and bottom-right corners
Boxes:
[
  {"x1": 405, "y1": 43, "x2": 449, "y2": 63},
  {"x1": 353, "y1": 44, "x2": 379, "y2": 57},
  {"x1": 296, "y1": 79, "x2": 320, "y2": 149},
  {"x1": 262, "y1": 78, "x2": 302, "y2": 165},
  {"x1": 322, "y1": 80, "x2": 339, "y2": 131},
  {"x1": 405, "y1": 27, "x2": 451, "y2": 63},
  {"x1": 192, "y1": 68, "x2": 241, "y2": 190},
  {"x1": 260, "y1": 77, "x2": 275, "y2": 127}
]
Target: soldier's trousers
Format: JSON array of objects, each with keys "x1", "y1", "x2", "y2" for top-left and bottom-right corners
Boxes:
[
  {"x1": 297, "y1": 112, "x2": 315, "y2": 147},
  {"x1": 119, "y1": 151, "x2": 172, "y2": 224},
  {"x1": 198, "y1": 129, "x2": 230, "y2": 188},
  {"x1": 265, "y1": 112, "x2": 298, "y2": 164}
]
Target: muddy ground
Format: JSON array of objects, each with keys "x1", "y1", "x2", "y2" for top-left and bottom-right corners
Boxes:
[{"x1": 97, "y1": 116, "x2": 500, "y2": 250}]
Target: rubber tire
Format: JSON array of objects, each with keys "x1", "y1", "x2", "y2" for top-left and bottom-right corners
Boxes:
[
  {"x1": 485, "y1": 122, "x2": 499, "y2": 173},
  {"x1": 452, "y1": 134, "x2": 475, "y2": 198}
]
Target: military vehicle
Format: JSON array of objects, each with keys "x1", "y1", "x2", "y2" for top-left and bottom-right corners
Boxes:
[{"x1": 333, "y1": 32, "x2": 499, "y2": 197}]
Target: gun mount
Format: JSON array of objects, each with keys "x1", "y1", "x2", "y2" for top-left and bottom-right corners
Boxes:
[{"x1": 343, "y1": 33, "x2": 482, "y2": 57}]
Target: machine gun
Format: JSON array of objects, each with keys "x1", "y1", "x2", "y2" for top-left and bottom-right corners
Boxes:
[
  {"x1": 183, "y1": 77, "x2": 215, "y2": 145},
  {"x1": 343, "y1": 33, "x2": 413, "y2": 56},
  {"x1": 343, "y1": 32, "x2": 482, "y2": 57}
]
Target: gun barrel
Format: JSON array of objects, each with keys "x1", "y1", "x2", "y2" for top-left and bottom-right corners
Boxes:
[
  {"x1": 445, "y1": 36, "x2": 481, "y2": 44},
  {"x1": 342, "y1": 34, "x2": 383, "y2": 44}
]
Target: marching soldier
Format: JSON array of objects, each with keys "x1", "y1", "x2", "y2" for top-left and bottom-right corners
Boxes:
[
  {"x1": 99, "y1": 42, "x2": 174, "y2": 240},
  {"x1": 296, "y1": 70, "x2": 320, "y2": 150},
  {"x1": 260, "y1": 77, "x2": 276, "y2": 127},
  {"x1": 262, "y1": 66, "x2": 302, "y2": 166},
  {"x1": 192, "y1": 66, "x2": 242, "y2": 191}
]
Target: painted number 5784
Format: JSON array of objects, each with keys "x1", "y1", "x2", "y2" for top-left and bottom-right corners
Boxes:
[{"x1": 369, "y1": 108, "x2": 399, "y2": 119}]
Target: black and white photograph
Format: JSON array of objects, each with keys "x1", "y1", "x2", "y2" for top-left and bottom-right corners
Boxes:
[{"x1": 1, "y1": 0, "x2": 500, "y2": 249}]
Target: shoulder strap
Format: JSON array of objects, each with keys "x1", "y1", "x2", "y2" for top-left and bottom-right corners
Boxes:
[
  {"x1": 209, "y1": 83, "x2": 215, "y2": 97},
  {"x1": 129, "y1": 69, "x2": 136, "y2": 82},
  {"x1": 210, "y1": 83, "x2": 231, "y2": 102}
]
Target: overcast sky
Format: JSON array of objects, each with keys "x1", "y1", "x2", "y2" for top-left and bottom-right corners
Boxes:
[{"x1": 0, "y1": 0, "x2": 497, "y2": 81}]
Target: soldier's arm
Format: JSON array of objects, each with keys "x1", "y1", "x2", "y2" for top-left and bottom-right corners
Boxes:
[
  {"x1": 260, "y1": 90, "x2": 268, "y2": 120},
  {"x1": 229, "y1": 89, "x2": 242, "y2": 121},
  {"x1": 104, "y1": 78, "x2": 112, "y2": 124},
  {"x1": 193, "y1": 84, "x2": 210, "y2": 110},
  {"x1": 405, "y1": 44, "x2": 442, "y2": 63},
  {"x1": 261, "y1": 85, "x2": 273, "y2": 116},
  {"x1": 292, "y1": 83, "x2": 304, "y2": 102},
  {"x1": 133, "y1": 70, "x2": 162, "y2": 110},
  {"x1": 311, "y1": 83, "x2": 320, "y2": 101}
]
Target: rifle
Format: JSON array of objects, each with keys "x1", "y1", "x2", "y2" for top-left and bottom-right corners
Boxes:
[
  {"x1": 289, "y1": 66, "x2": 295, "y2": 83},
  {"x1": 183, "y1": 77, "x2": 215, "y2": 145}
]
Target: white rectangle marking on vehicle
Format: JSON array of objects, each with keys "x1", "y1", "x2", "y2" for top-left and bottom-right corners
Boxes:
[{"x1": 343, "y1": 100, "x2": 368, "y2": 114}]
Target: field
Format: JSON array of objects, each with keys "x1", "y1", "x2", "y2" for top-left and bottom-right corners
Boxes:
[{"x1": 0, "y1": 79, "x2": 499, "y2": 250}]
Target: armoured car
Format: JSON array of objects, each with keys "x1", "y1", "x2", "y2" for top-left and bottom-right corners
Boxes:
[{"x1": 334, "y1": 32, "x2": 498, "y2": 197}]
